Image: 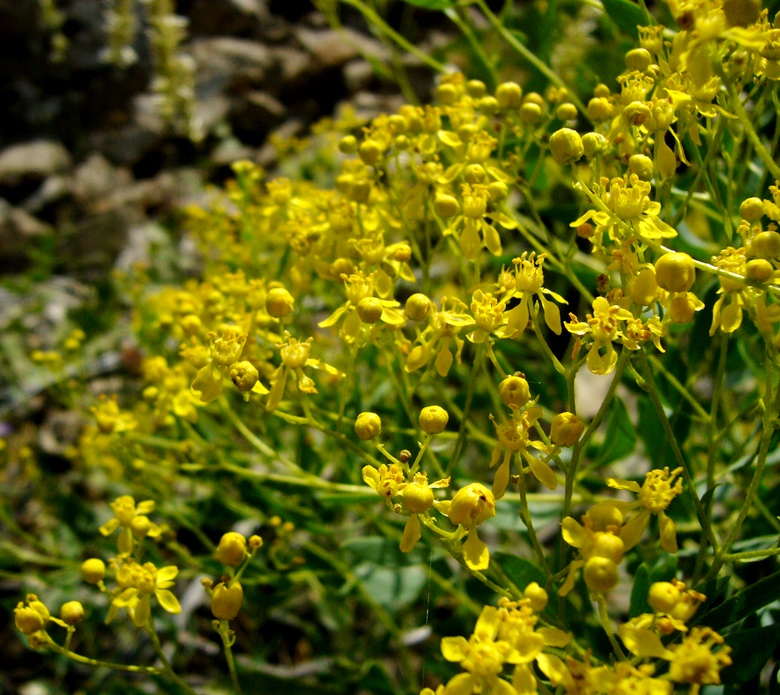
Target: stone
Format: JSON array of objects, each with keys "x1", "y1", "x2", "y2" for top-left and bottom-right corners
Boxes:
[
  {"x1": 295, "y1": 27, "x2": 387, "y2": 70},
  {"x1": 0, "y1": 141, "x2": 72, "y2": 186},
  {"x1": 191, "y1": 37, "x2": 272, "y2": 95}
]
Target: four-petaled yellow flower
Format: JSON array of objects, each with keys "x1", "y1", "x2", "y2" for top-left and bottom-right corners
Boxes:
[{"x1": 99, "y1": 495, "x2": 161, "y2": 556}]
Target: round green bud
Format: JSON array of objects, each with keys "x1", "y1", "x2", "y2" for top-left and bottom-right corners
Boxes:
[
  {"x1": 466, "y1": 79, "x2": 487, "y2": 98},
  {"x1": 583, "y1": 556, "x2": 619, "y2": 593},
  {"x1": 130, "y1": 515, "x2": 151, "y2": 539},
  {"x1": 523, "y1": 92, "x2": 545, "y2": 107},
  {"x1": 448, "y1": 483, "x2": 496, "y2": 527},
  {"x1": 654, "y1": 252, "x2": 696, "y2": 293},
  {"x1": 556, "y1": 102, "x2": 578, "y2": 121},
  {"x1": 405, "y1": 293, "x2": 431, "y2": 322},
  {"x1": 625, "y1": 47, "x2": 653, "y2": 71},
  {"x1": 740, "y1": 197, "x2": 765, "y2": 221},
  {"x1": 215, "y1": 532, "x2": 248, "y2": 567},
  {"x1": 403, "y1": 482, "x2": 434, "y2": 514},
  {"x1": 81, "y1": 558, "x2": 106, "y2": 584},
  {"x1": 582, "y1": 132, "x2": 607, "y2": 159},
  {"x1": 648, "y1": 581, "x2": 681, "y2": 614},
  {"x1": 434, "y1": 193, "x2": 459, "y2": 219},
  {"x1": 670, "y1": 295, "x2": 696, "y2": 323},
  {"x1": 230, "y1": 361, "x2": 260, "y2": 392},
  {"x1": 355, "y1": 412, "x2": 382, "y2": 440},
  {"x1": 523, "y1": 582, "x2": 549, "y2": 612},
  {"x1": 520, "y1": 102, "x2": 543, "y2": 125},
  {"x1": 627, "y1": 267, "x2": 658, "y2": 306},
  {"x1": 357, "y1": 297, "x2": 383, "y2": 324},
  {"x1": 477, "y1": 96, "x2": 500, "y2": 116},
  {"x1": 60, "y1": 601, "x2": 85, "y2": 626},
  {"x1": 463, "y1": 163, "x2": 487, "y2": 184},
  {"x1": 587, "y1": 97, "x2": 613, "y2": 123},
  {"x1": 749, "y1": 230, "x2": 780, "y2": 259},
  {"x1": 266, "y1": 287, "x2": 295, "y2": 318},
  {"x1": 436, "y1": 83, "x2": 459, "y2": 105},
  {"x1": 746, "y1": 258, "x2": 774, "y2": 282},
  {"x1": 358, "y1": 140, "x2": 383, "y2": 166},
  {"x1": 496, "y1": 81, "x2": 523, "y2": 109},
  {"x1": 419, "y1": 405, "x2": 449, "y2": 434},
  {"x1": 623, "y1": 101, "x2": 651, "y2": 126},
  {"x1": 338, "y1": 135, "x2": 358, "y2": 154},
  {"x1": 549, "y1": 128, "x2": 584, "y2": 165},
  {"x1": 498, "y1": 374, "x2": 531, "y2": 408},
  {"x1": 628, "y1": 154, "x2": 654, "y2": 180},
  {"x1": 211, "y1": 581, "x2": 244, "y2": 621},
  {"x1": 591, "y1": 532, "x2": 625, "y2": 564},
  {"x1": 488, "y1": 181, "x2": 508, "y2": 202},
  {"x1": 594, "y1": 83, "x2": 611, "y2": 98},
  {"x1": 551, "y1": 412, "x2": 584, "y2": 447}
]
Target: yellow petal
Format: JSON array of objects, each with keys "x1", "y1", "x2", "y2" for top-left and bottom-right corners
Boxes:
[
  {"x1": 156, "y1": 589, "x2": 181, "y2": 614},
  {"x1": 525, "y1": 452, "x2": 558, "y2": 491},
  {"x1": 132, "y1": 595, "x2": 151, "y2": 627},
  {"x1": 362, "y1": 465, "x2": 380, "y2": 492},
  {"x1": 118, "y1": 527, "x2": 133, "y2": 556},
  {"x1": 265, "y1": 367, "x2": 287, "y2": 412},
  {"x1": 536, "y1": 653, "x2": 570, "y2": 687},
  {"x1": 99, "y1": 518, "x2": 120, "y2": 536},
  {"x1": 463, "y1": 528, "x2": 489, "y2": 571},
  {"x1": 659, "y1": 510, "x2": 678, "y2": 553},
  {"x1": 561, "y1": 517, "x2": 584, "y2": 548},
  {"x1": 538, "y1": 627, "x2": 573, "y2": 648},
  {"x1": 157, "y1": 566, "x2": 178, "y2": 582},
  {"x1": 400, "y1": 514, "x2": 421, "y2": 553},
  {"x1": 619, "y1": 510, "x2": 650, "y2": 552},
  {"x1": 191, "y1": 363, "x2": 224, "y2": 403},
  {"x1": 137, "y1": 501, "x2": 155, "y2": 515},
  {"x1": 442, "y1": 673, "x2": 475, "y2": 695},
  {"x1": 441, "y1": 636, "x2": 469, "y2": 662},
  {"x1": 492, "y1": 456, "x2": 511, "y2": 499},
  {"x1": 512, "y1": 664, "x2": 537, "y2": 695}
]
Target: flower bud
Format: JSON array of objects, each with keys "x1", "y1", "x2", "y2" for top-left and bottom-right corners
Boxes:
[
  {"x1": 583, "y1": 556, "x2": 619, "y2": 593},
  {"x1": 586, "y1": 502, "x2": 623, "y2": 531},
  {"x1": 628, "y1": 154, "x2": 654, "y2": 181},
  {"x1": 581, "y1": 133, "x2": 607, "y2": 160},
  {"x1": 498, "y1": 374, "x2": 531, "y2": 408},
  {"x1": 748, "y1": 230, "x2": 780, "y2": 258},
  {"x1": 15, "y1": 604, "x2": 47, "y2": 635},
  {"x1": 739, "y1": 196, "x2": 764, "y2": 221},
  {"x1": 587, "y1": 97, "x2": 613, "y2": 123},
  {"x1": 448, "y1": 483, "x2": 496, "y2": 527},
  {"x1": 249, "y1": 534, "x2": 263, "y2": 550},
  {"x1": 623, "y1": 101, "x2": 651, "y2": 126},
  {"x1": 496, "y1": 81, "x2": 523, "y2": 109},
  {"x1": 549, "y1": 128, "x2": 584, "y2": 165},
  {"x1": 215, "y1": 532, "x2": 248, "y2": 567},
  {"x1": 523, "y1": 582, "x2": 549, "y2": 612},
  {"x1": 357, "y1": 297, "x2": 383, "y2": 324},
  {"x1": 654, "y1": 252, "x2": 696, "y2": 292},
  {"x1": 670, "y1": 294, "x2": 697, "y2": 323},
  {"x1": 434, "y1": 193, "x2": 459, "y2": 218},
  {"x1": 230, "y1": 361, "x2": 259, "y2": 392},
  {"x1": 488, "y1": 181, "x2": 508, "y2": 202},
  {"x1": 338, "y1": 135, "x2": 358, "y2": 154},
  {"x1": 591, "y1": 532, "x2": 625, "y2": 564},
  {"x1": 355, "y1": 412, "x2": 382, "y2": 440},
  {"x1": 478, "y1": 96, "x2": 500, "y2": 116},
  {"x1": 358, "y1": 140, "x2": 383, "y2": 166},
  {"x1": 211, "y1": 581, "x2": 244, "y2": 621},
  {"x1": 556, "y1": 103, "x2": 578, "y2": 121},
  {"x1": 81, "y1": 558, "x2": 106, "y2": 584},
  {"x1": 266, "y1": 287, "x2": 295, "y2": 318},
  {"x1": 436, "y1": 83, "x2": 459, "y2": 105},
  {"x1": 130, "y1": 515, "x2": 151, "y2": 538},
  {"x1": 520, "y1": 102, "x2": 542, "y2": 124},
  {"x1": 405, "y1": 293, "x2": 431, "y2": 321},
  {"x1": 180, "y1": 314, "x2": 202, "y2": 335},
  {"x1": 551, "y1": 412, "x2": 584, "y2": 447},
  {"x1": 60, "y1": 601, "x2": 85, "y2": 626},
  {"x1": 577, "y1": 222, "x2": 595, "y2": 238},
  {"x1": 627, "y1": 267, "x2": 658, "y2": 306},
  {"x1": 746, "y1": 258, "x2": 774, "y2": 282},
  {"x1": 625, "y1": 47, "x2": 653, "y2": 71},
  {"x1": 463, "y1": 164, "x2": 486, "y2": 184},
  {"x1": 648, "y1": 581, "x2": 681, "y2": 614},
  {"x1": 403, "y1": 481, "x2": 434, "y2": 514},
  {"x1": 466, "y1": 79, "x2": 487, "y2": 98},
  {"x1": 419, "y1": 406, "x2": 449, "y2": 434}
]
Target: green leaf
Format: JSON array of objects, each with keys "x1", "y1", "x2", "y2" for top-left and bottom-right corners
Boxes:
[
  {"x1": 399, "y1": 0, "x2": 455, "y2": 9},
  {"x1": 355, "y1": 563, "x2": 428, "y2": 610},
  {"x1": 629, "y1": 564, "x2": 652, "y2": 617},
  {"x1": 695, "y1": 569, "x2": 780, "y2": 631},
  {"x1": 593, "y1": 397, "x2": 637, "y2": 467},
  {"x1": 721, "y1": 625, "x2": 780, "y2": 685},
  {"x1": 600, "y1": 0, "x2": 647, "y2": 38},
  {"x1": 493, "y1": 552, "x2": 546, "y2": 593}
]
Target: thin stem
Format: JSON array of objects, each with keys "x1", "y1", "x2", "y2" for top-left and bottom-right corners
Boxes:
[
  {"x1": 596, "y1": 595, "x2": 627, "y2": 662},
  {"x1": 43, "y1": 634, "x2": 164, "y2": 674},
  {"x1": 516, "y1": 455, "x2": 552, "y2": 579},
  {"x1": 726, "y1": 81, "x2": 780, "y2": 182},
  {"x1": 145, "y1": 621, "x2": 199, "y2": 695},
  {"x1": 218, "y1": 622, "x2": 243, "y2": 695}
]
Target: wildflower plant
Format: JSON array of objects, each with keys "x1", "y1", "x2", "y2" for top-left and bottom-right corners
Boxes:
[{"x1": 8, "y1": 0, "x2": 780, "y2": 692}]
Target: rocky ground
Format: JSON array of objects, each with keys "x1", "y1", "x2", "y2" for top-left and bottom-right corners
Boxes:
[{"x1": 0, "y1": 0, "x2": 444, "y2": 278}]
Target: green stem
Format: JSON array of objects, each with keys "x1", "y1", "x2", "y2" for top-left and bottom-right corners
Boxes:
[
  {"x1": 43, "y1": 634, "x2": 164, "y2": 674},
  {"x1": 145, "y1": 621, "x2": 199, "y2": 695},
  {"x1": 726, "y1": 80, "x2": 780, "y2": 182},
  {"x1": 596, "y1": 595, "x2": 626, "y2": 661},
  {"x1": 516, "y1": 455, "x2": 552, "y2": 579},
  {"x1": 218, "y1": 622, "x2": 242, "y2": 695}
]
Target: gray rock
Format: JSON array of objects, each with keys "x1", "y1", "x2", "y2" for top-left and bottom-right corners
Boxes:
[
  {"x1": 268, "y1": 46, "x2": 312, "y2": 85},
  {"x1": 0, "y1": 198, "x2": 52, "y2": 272},
  {"x1": 73, "y1": 153, "x2": 132, "y2": 206},
  {"x1": 0, "y1": 141, "x2": 72, "y2": 186},
  {"x1": 295, "y1": 27, "x2": 387, "y2": 71},
  {"x1": 22, "y1": 175, "x2": 73, "y2": 215},
  {"x1": 343, "y1": 59, "x2": 375, "y2": 93},
  {"x1": 191, "y1": 37, "x2": 272, "y2": 96},
  {"x1": 189, "y1": 0, "x2": 268, "y2": 37},
  {"x1": 232, "y1": 90, "x2": 287, "y2": 135}
]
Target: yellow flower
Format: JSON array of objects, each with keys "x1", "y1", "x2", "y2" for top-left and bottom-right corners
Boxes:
[
  {"x1": 91, "y1": 395, "x2": 137, "y2": 435},
  {"x1": 607, "y1": 467, "x2": 684, "y2": 553},
  {"x1": 500, "y1": 253, "x2": 566, "y2": 337},
  {"x1": 447, "y1": 483, "x2": 496, "y2": 571},
  {"x1": 565, "y1": 297, "x2": 634, "y2": 374},
  {"x1": 107, "y1": 559, "x2": 181, "y2": 627},
  {"x1": 99, "y1": 496, "x2": 161, "y2": 556},
  {"x1": 405, "y1": 298, "x2": 475, "y2": 376},
  {"x1": 399, "y1": 472, "x2": 450, "y2": 553}
]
